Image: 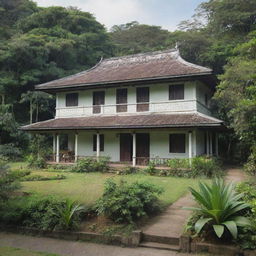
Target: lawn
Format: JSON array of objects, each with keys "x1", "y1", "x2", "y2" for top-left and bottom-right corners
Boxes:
[
  {"x1": 0, "y1": 247, "x2": 59, "y2": 256},
  {"x1": 11, "y1": 162, "x2": 208, "y2": 207}
]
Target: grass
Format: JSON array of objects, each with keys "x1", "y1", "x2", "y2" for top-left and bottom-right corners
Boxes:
[
  {"x1": 0, "y1": 247, "x2": 59, "y2": 256},
  {"x1": 11, "y1": 162, "x2": 208, "y2": 207}
]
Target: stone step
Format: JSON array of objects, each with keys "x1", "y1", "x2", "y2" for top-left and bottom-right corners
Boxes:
[
  {"x1": 139, "y1": 242, "x2": 180, "y2": 251},
  {"x1": 142, "y1": 233, "x2": 180, "y2": 245}
]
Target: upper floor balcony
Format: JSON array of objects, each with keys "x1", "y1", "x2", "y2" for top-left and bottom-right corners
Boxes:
[{"x1": 55, "y1": 99, "x2": 211, "y2": 118}]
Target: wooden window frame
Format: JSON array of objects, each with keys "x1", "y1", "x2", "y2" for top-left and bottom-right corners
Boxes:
[
  {"x1": 116, "y1": 88, "x2": 128, "y2": 112},
  {"x1": 66, "y1": 93, "x2": 78, "y2": 107},
  {"x1": 169, "y1": 134, "x2": 186, "y2": 153},
  {"x1": 169, "y1": 84, "x2": 184, "y2": 100},
  {"x1": 93, "y1": 91, "x2": 105, "y2": 114},
  {"x1": 136, "y1": 87, "x2": 149, "y2": 112},
  {"x1": 93, "y1": 134, "x2": 104, "y2": 152}
]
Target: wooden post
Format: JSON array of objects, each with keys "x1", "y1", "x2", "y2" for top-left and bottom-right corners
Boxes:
[
  {"x1": 188, "y1": 131, "x2": 192, "y2": 165},
  {"x1": 96, "y1": 132, "x2": 100, "y2": 162},
  {"x1": 56, "y1": 134, "x2": 60, "y2": 163},
  {"x1": 132, "y1": 133, "x2": 136, "y2": 167},
  {"x1": 75, "y1": 133, "x2": 78, "y2": 162},
  {"x1": 215, "y1": 133, "x2": 219, "y2": 157}
]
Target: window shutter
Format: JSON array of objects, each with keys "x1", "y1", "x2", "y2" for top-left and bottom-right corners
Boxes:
[
  {"x1": 66, "y1": 93, "x2": 78, "y2": 107},
  {"x1": 169, "y1": 134, "x2": 186, "y2": 153},
  {"x1": 169, "y1": 84, "x2": 184, "y2": 100},
  {"x1": 136, "y1": 87, "x2": 149, "y2": 112},
  {"x1": 116, "y1": 88, "x2": 127, "y2": 112}
]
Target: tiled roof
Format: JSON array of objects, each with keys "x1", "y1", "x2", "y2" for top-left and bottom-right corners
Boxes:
[
  {"x1": 36, "y1": 49, "x2": 212, "y2": 91},
  {"x1": 21, "y1": 113, "x2": 223, "y2": 131}
]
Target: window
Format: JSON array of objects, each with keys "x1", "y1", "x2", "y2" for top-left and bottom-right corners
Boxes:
[
  {"x1": 66, "y1": 93, "x2": 78, "y2": 107},
  {"x1": 116, "y1": 88, "x2": 127, "y2": 112},
  {"x1": 93, "y1": 134, "x2": 104, "y2": 151},
  {"x1": 93, "y1": 91, "x2": 105, "y2": 114},
  {"x1": 169, "y1": 84, "x2": 184, "y2": 100},
  {"x1": 169, "y1": 134, "x2": 186, "y2": 153},
  {"x1": 136, "y1": 87, "x2": 149, "y2": 112}
]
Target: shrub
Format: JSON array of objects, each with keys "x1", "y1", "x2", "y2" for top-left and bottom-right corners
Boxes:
[
  {"x1": 117, "y1": 166, "x2": 138, "y2": 175},
  {"x1": 71, "y1": 157, "x2": 109, "y2": 173},
  {"x1": 0, "y1": 195, "x2": 85, "y2": 231},
  {"x1": 96, "y1": 179, "x2": 163, "y2": 223},
  {"x1": 167, "y1": 158, "x2": 190, "y2": 170},
  {"x1": 143, "y1": 161, "x2": 157, "y2": 175},
  {"x1": 186, "y1": 179, "x2": 250, "y2": 239},
  {"x1": 27, "y1": 155, "x2": 47, "y2": 169},
  {"x1": 244, "y1": 146, "x2": 256, "y2": 176},
  {"x1": 20, "y1": 174, "x2": 66, "y2": 181},
  {"x1": 191, "y1": 156, "x2": 223, "y2": 178},
  {"x1": 0, "y1": 144, "x2": 22, "y2": 161}
]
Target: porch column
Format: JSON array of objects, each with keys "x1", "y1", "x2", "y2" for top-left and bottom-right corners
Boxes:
[
  {"x1": 53, "y1": 134, "x2": 56, "y2": 161},
  {"x1": 96, "y1": 132, "x2": 100, "y2": 162},
  {"x1": 75, "y1": 133, "x2": 78, "y2": 162},
  {"x1": 132, "y1": 133, "x2": 136, "y2": 167},
  {"x1": 56, "y1": 134, "x2": 60, "y2": 163},
  {"x1": 188, "y1": 131, "x2": 193, "y2": 165},
  {"x1": 215, "y1": 133, "x2": 219, "y2": 157},
  {"x1": 206, "y1": 131, "x2": 210, "y2": 156},
  {"x1": 209, "y1": 132, "x2": 213, "y2": 156}
]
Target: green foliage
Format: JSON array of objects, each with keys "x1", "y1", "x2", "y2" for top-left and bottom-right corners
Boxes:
[
  {"x1": 96, "y1": 179, "x2": 163, "y2": 223},
  {"x1": 0, "y1": 143, "x2": 22, "y2": 160},
  {"x1": 244, "y1": 146, "x2": 256, "y2": 176},
  {"x1": 20, "y1": 174, "x2": 66, "y2": 182},
  {"x1": 27, "y1": 155, "x2": 47, "y2": 169},
  {"x1": 53, "y1": 199, "x2": 85, "y2": 230},
  {"x1": 0, "y1": 159, "x2": 20, "y2": 201},
  {"x1": 143, "y1": 161, "x2": 157, "y2": 175},
  {"x1": 167, "y1": 158, "x2": 190, "y2": 170},
  {"x1": 71, "y1": 157, "x2": 110, "y2": 173},
  {"x1": 117, "y1": 166, "x2": 138, "y2": 175},
  {"x1": 187, "y1": 179, "x2": 250, "y2": 239},
  {"x1": 0, "y1": 195, "x2": 84, "y2": 231}
]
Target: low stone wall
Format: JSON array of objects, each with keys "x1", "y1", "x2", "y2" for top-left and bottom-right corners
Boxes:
[{"x1": 1, "y1": 225, "x2": 142, "y2": 247}]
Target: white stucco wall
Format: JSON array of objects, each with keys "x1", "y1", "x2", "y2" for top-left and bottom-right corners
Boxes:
[{"x1": 64, "y1": 128, "x2": 205, "y2": 162}]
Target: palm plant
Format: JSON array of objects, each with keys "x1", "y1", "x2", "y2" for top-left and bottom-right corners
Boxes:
[
  {"x1": 54, "y1": 199, "x2": 85, "y2": 230},
  {"x1": 187, "y1": 179, "x2": 250, "y2": 239}
]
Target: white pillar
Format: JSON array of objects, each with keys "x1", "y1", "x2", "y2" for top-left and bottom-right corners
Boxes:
[
  {"x1": 75, "y1": 133, "x2": 78, "y2": 162},
  {"x1": 206, "y1": 131, "x2": 210, "y2": 156},
  {"x1": 96, "y1": 132, "x2": 100, "y2": 161},
  {"x1": 53, "y1": 134, "x2": 56, "y2": 161},
  {"x1": 56, "y1": 134, "x2": 60, "y2": 163},
  {"x1": 132, "y1": 133, "x2": 136, "y2": 167},
  {"x1": 209, "y1": 132, "x2": 213, "y2": 156},
  {"x1": 188, "y1": 131, "x2": 193, "y2": 165},
  {"x1": 215, "y1": 133, "x2": 219, "y2": 157}
]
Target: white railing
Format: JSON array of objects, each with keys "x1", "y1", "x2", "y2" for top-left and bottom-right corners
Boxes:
[{"x1": 55, "y1": 100, "x2": 200, "y2": 118}]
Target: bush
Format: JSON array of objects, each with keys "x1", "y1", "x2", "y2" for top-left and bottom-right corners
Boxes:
[
  {"x1": 186, "y1": 179, "x2": 250, "y2": 240},
  {"x1": 96, "y1": 179, "x2": 163, "y2": 223},
  {"x1": 167, "y1": 158, "x2": 190, "y2": 170},
  {"x1": 0, "y1": 144, "x2": 22, "y2": 161},
  {"x1": 117, "y1": 166, "x2": 138, "y2": 175},
  {"x1": 143, "y1": 161, "x2": 157, "y2": 175},
  {"x1": 191, "y1": 156, "x2": 223, "y2": 178},
  {"x1": 0, "y1": 195, "x2": 84, "y2": 231},
  {"x1": 27, "y1": 155, "x2": 47, "y2": 169},
  {"x1": 20, "y1": 174, "x2": 66, "y2": 181},
  {"x1": 244, "y1": 146, "x2": 256, "y2": 176},
  {"x1": 71, "y1": 157, "x2": 109, "y2": 173}
]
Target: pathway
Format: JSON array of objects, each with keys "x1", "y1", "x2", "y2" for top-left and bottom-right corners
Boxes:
[{"x1": 0, "y1": 232, "x2": 190, "y2": 256}]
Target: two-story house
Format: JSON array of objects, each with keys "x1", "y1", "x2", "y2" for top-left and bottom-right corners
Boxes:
[{"x1": 22, "y1": 49, "x2": 225, "y2": 166}]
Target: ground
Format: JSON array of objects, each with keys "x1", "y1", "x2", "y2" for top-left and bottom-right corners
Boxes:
[
  {"x1": 0, "y1": 246, "x2": 58, "y2": 256},
  {"x1": 10, "y1": 162, "x2": 208, "y2": 206}
]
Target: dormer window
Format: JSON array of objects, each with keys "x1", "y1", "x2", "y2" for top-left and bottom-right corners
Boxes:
[
  {"x1": 66, "y1": 93, "x2": 78, "y2": 107},
  {"x1": 169, "y1": 84, "x2": 184, "y2": 100}
]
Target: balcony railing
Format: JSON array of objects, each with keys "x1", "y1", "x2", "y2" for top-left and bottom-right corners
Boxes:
[{"x1": 55, "y1": 100, "x2": 207, "y2": 118}]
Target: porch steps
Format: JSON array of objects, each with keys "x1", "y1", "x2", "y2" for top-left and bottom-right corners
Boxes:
[
  {"x1": 139, "y1": 242, "x2": 180, "y2": 251},
  {"x1": 139, "y1": 233, "x2": 180, "y2": 251}
]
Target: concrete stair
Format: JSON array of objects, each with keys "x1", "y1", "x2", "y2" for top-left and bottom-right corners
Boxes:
[{"x1": 139, "y1": 242, "x2": 180, "y2": 251}]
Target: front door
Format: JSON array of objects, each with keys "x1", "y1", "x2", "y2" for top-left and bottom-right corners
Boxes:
[
  {"x1": 120, "y1": 134, "x2": 133, "y2": 162},
  {"x1": 136, "y1": 133, "x2": 150, "y2": 165}
]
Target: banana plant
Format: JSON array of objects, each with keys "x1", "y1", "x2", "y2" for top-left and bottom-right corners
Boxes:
[{"x1": 186, "y1": 179, "x2": 250, "y2": 239}]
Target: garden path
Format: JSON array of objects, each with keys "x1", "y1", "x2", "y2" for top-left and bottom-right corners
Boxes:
[{"x1": 141, "y1": 167, "x2": 247, "y2": 240}]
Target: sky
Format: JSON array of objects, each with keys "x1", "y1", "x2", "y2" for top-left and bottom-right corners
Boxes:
[{"x1": 34, "y1": 0, "x2": 204, "y2": 31}]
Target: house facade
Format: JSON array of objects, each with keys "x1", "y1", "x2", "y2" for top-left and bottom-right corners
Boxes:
[{"x1": 22, "y1": 49, "x2": 225, "y2": 166}]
